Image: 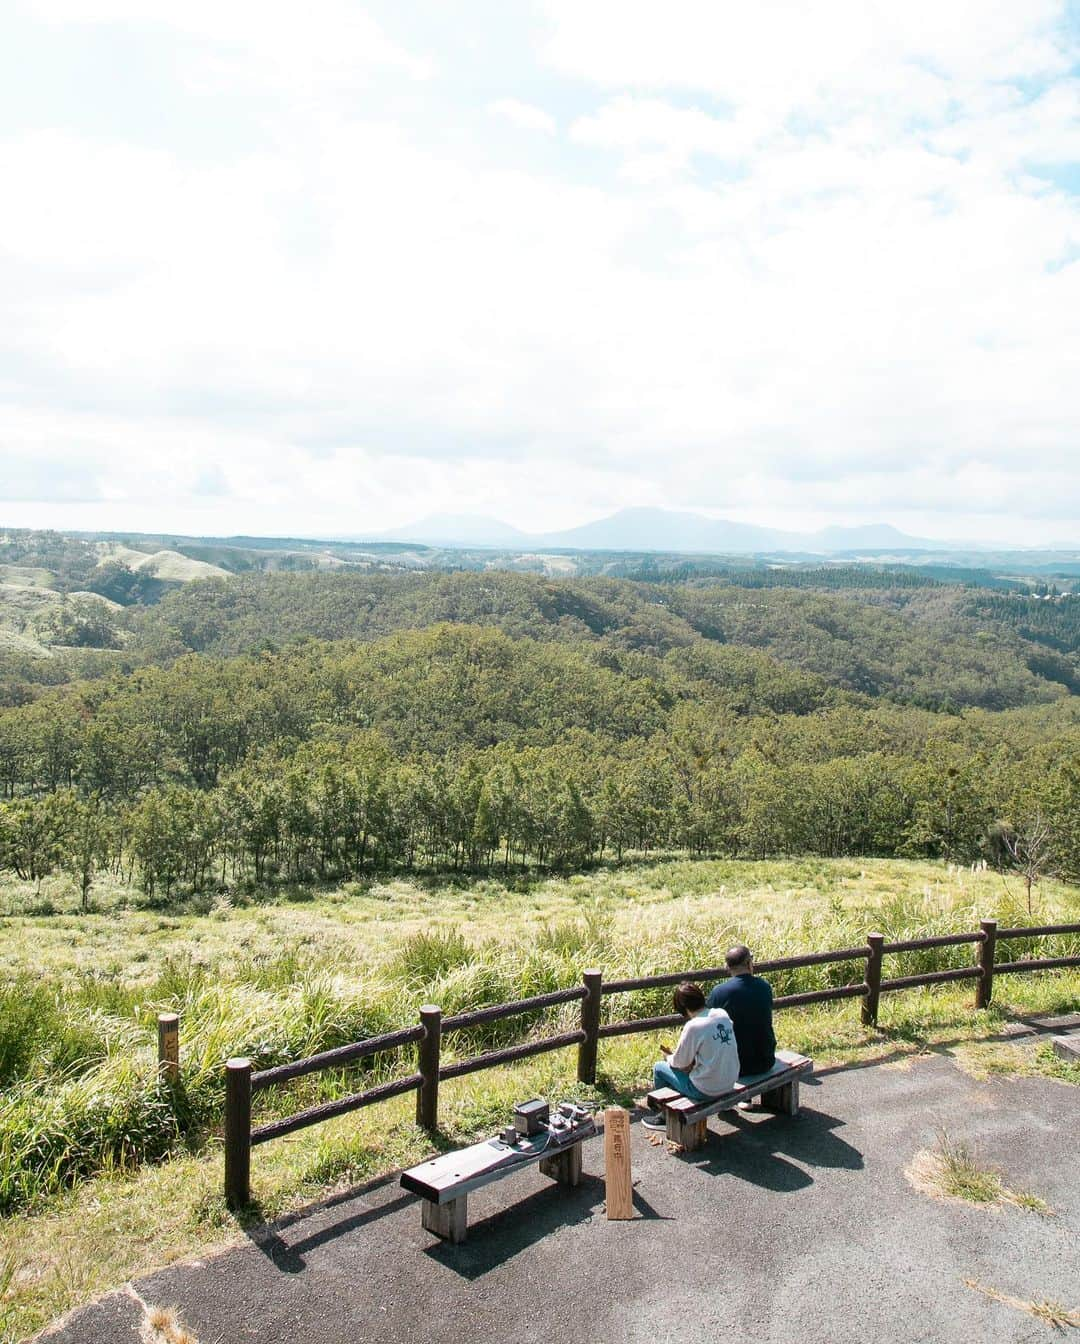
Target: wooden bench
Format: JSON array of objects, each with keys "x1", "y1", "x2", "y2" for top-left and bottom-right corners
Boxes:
[
  {"x1": 400, "y1": 1117, "x2": 596, "y2": 1244},
  {"x1": 646, "y1": 1048, "x2": 813, "y2": 1152}
]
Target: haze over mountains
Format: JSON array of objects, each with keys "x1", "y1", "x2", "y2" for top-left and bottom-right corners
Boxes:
[{"x1": 369, "y1": 508, "x2": 974, "y2": 555}]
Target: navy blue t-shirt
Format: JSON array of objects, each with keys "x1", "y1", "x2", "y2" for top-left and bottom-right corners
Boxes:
[{"x1": 706, "y1": 973, "x2": 776, "y2": 1076}]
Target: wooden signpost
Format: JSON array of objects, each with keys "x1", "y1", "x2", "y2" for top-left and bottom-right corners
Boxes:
[
  {"x1": 603, "y1": 1107, "x2": 633, "y2": 1219},
  {"x1": 157, "y1": 1012, "x2": 179, "y2": 1083}
]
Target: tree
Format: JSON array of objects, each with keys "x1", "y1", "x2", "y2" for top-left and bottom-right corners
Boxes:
[
  {"x1": 57, "y1": 790, "x2": 111, "y2": 911},
  {"x1": 999, "y1": 808, "x2": 1057, "y2": 916},
  {"x1": 0, "y1": 792, "x2": 72, "y2": 884},
  {"x1": 129, "y1": 790, "x2": 185, "y2": 898},
  {"x1": 901, "y1": 748, "x2": 989, "y2": 863},
  {"x1": 470, "y1": 784, "x2": 500, "y2": 870},
  {"x1": 557, "y1": 777, "x2": 594, "y2": 869}
]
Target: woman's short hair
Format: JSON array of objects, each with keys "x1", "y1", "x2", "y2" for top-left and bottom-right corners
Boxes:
[{"x1": 673, "y1": 981, "x2": 706, "y2": 1016}]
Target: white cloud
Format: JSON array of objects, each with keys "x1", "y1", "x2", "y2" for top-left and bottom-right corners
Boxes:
[
  {"x1": 488, "y1": 99, "x2": 557, "y2": 134},
  {"x1": 571, "y1": 97, "x2": 745, "y2": 156},
  {"x1": 1, "y1": 2, "x2": 1078, "y2": 542},
  {"x1": 23, "y1": 0, "x2": 430, "y2": 90},
  {"x1": 541, "y1": 1, "x2": 1070, "y2": 103}
]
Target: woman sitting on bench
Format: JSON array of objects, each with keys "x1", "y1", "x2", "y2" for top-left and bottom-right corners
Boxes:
[{"x1": 642, "y1": 982, "x2": 741, "y2": 1130}]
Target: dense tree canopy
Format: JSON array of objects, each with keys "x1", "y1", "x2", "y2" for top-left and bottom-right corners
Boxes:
[{"x1": 2, "y1": 585, "x2": 1079, "y2": 894}]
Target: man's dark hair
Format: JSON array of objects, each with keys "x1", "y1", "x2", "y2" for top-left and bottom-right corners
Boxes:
[
  {"x1": 673, "y1": 981, "x2": 706, "y2": 1016},
  {"x1": 725, "y1": 944, "x2": 753, "y2": 971}
]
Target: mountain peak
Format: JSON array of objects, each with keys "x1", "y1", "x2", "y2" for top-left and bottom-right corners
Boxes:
[
  {"x1": 380, "y1": 514, "x2": 531, "y2": 547},
  {"x1": 373, "y1": 508, "x2": 963, "y2": 554}
]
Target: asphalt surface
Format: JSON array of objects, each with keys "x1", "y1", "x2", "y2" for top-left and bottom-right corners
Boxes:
[{"x1": 43, "y1": 1024, "x2": 1080, "y2": 1344}]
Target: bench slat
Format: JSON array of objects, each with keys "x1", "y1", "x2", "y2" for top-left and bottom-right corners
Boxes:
[
  {"x1": 645, "y1": 1087, "x2": 682, "y2": 1109},
  {"x1": 401, "y1": 1121, "x2": 596, "y2": 1204}
]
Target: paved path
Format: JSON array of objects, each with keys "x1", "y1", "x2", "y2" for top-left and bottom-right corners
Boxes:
[{"x1": 43, "y1": 1032, "x2": 1080, "y2": 1344}]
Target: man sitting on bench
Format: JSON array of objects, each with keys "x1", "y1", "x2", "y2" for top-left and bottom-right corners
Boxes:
[
  {"x1": 706, "y1": 943, "x2": 776, "y2": 1078},
  {"x1": 642, "y1": 982, "x2": 740, "y2": 1131}
]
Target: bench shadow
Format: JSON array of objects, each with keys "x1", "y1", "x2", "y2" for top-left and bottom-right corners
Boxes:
[
  {"x1": 421, "y1": 1176, "x2": 670, "y2": 1280},
  {"x1": 676, "y1": 1105, "x2": 863, "y2": 1191}
]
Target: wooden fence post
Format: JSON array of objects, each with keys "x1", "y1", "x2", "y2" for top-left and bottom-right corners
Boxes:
[
  {"x1": 578, "y1": 969, "x2": 603, "y2": 1084},
  {"x1": 224, "y1": 1057, "x2": 252, "y2": 1210},
  {"x1": 416, "y1": 1004, "x2": 441, "y2": 1131},
  {"x1": 157, "y1": 1012, "x2": 179, "y2": 1084},
  {"x1": 861, "y1": 933, "x2": 884, "y2": 1026},
  {"x1": 976, "y1": 918, "x2": 997, "y2": 1009}
]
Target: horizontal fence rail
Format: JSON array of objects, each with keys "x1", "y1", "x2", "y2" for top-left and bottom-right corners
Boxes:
[
  {"x1": 250, "y1": 1026, "x2": 424, "y2": 1092},
  {"x1": 774, "y1": 982, "x2": 870, "y2": 1008},
  {"x1": 599, "y1": 1012, "x2": 684, "y2": 1039},
  {"x1": 222, "y1": 916, "x2": 1080, "y2": 1207},
  {"x1": 442, "y1": 986, "x2": 586, "y2": 1031},
  {"x1": 251, "y1": 1074, "x2": 423, "y2": 1146},
  {"x1": 600, "y1": 946, "x2": 871, "y2": 996},
  {"x1": 880, "y1": 932, "x2": 984, "y2": 953},
  {"x1": 757, "y1": 946, "x2": 873, "y2": 972},
  {"x1": 879, "y1": 966, "x2": 983, "y2": 993},
  {"x1": 439, "y1": 1031, "x2": 588, "y2": 1081},
  {"x1": 997, "y1": 923, "x2": 1080, "y2": 939},
  {"x1": 994, "y1": 956, "x2": 1080, "y2": 974}
]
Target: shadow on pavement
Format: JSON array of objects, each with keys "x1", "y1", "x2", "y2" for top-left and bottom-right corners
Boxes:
[
  {"x1": 246, "y1": 1183, "x2": 414, "y2": 1274},
  {"x1": 678, "y1": 1105, "x2": 864, "y2": 1190},
  {"x1": 810, "y1": 1011, "x2": 1080, "y2": 1080},
  {"x1": 422, "y1": 1177, "x2": 670, "y2": 1280}
]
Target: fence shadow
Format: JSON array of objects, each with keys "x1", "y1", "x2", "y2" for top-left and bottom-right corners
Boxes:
[
  {"x1": 244, "y1": 1173, "x2": 411, "y2": 1274},
  {"x1": 811, "y1": 1010, "x2": 1080, "y2": 1079}
]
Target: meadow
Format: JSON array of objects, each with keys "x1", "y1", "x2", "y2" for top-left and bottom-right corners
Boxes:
[{"x1": 0, "y1": 856, "x2": 1078, "y2": 1339}]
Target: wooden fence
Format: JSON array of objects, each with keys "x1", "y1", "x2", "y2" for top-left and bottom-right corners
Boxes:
[{"x1": 209, "y1": 917, "x2": 1080, "y2": 1207}]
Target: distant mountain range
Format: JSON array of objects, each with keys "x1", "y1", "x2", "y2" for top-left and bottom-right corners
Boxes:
[{"x1": 363, "y1": 507, "x2": 972, "y2": 555}]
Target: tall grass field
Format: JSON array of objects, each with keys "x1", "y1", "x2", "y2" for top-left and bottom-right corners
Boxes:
[{"x1": 0, "y1": 856, "x2": 1077, "y2": 1340}]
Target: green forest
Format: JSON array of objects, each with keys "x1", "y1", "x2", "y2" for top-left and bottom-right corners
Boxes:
[{"x1": 2, "y1": 562, "x2": 1079, "y2": 900}]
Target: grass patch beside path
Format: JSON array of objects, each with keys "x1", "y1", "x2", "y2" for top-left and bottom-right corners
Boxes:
[
  {"x1": 964, "y1": 1279, "x2": 1080, "y2": 1330},
  {"x1": 131, "y1": 1296, "x2": 200, "y2": 1344},
  {"x1": 907, "y1": 1131, "x2": 1052, "y2": 1214},
  {"x1": 956, "y1": 1038, "x2": 1080, "y2": 1087}
]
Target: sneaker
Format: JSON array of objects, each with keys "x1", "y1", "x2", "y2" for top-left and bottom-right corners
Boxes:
[{"x1": 641, "y1": 1113, "x2": 667, "y2": 1131}]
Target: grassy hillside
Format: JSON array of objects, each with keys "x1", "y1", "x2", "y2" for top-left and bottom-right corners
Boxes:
[
  {"x1": 0, "y1": 567, "x2": 125, "y2": 667},
  {"x1": 100, "y1": 544, "x2": 229, "y2": 584},
  {"x1": 0, "y1": 857, "x2": 1076, "y2": 1339}
]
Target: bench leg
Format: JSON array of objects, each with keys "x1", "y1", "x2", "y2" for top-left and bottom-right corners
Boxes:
[
  {"x1": 539, "y1": 1141, "x2": 582, "y2": 1187},
  {"x1": 760, "y1": 1080, "x2": 800, "y2": 1116},
  {"x1": 421, "y1": 1194, "x2": 468, "y2": 1244},
  {"x1": 666, "y1": 1112, "x2": 707, "y2": 1152}
]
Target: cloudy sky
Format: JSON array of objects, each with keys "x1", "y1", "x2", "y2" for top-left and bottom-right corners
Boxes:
[{"x1": 2, "y1": 1, "x2": 1079, "y2": 545}]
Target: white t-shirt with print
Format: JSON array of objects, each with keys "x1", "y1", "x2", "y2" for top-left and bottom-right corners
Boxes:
[{"x1": 669, "y1": 1007, "x2": 740, "y2": 1096}]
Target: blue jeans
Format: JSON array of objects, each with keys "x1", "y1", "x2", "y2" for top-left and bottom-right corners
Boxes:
[{"x1": 653, "y1": 1059, "x2": 712, "y2": 1102}]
